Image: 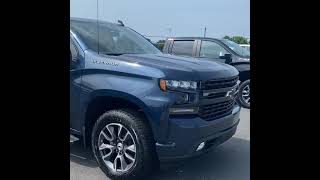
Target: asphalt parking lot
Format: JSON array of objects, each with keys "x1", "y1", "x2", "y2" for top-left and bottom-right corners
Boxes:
[{"x1": 70, "y1": 108, "x2": 250, "y2": 180}]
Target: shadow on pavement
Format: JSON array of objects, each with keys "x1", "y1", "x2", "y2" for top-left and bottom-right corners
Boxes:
[
  {"x1": 70, "y1": 137, "x2": 250, "y2": 180},
  {"x1": 70, "y1": 142, "x2": 98, "y2": 168}
]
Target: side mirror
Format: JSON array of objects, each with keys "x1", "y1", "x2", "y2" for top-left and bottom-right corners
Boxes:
[{"x1": 220, "y1": 53, "x2": 232, "y2": 64}]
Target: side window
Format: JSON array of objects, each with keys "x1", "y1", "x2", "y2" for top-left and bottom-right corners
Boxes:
[
  {"x1": 171, "y1": 40, "x2": 194, "y2": 56},
  {"x1": 200, "y1": 41, "x2": 228, "y2": 59}
]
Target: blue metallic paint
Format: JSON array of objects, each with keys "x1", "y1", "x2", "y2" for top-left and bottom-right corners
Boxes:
[{"x1": 70, "y1": 19, "x2": 240, "y2": 159}]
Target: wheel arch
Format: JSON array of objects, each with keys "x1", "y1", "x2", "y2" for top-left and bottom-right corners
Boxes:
[{"x1": 82, "y1": 90, "x2": 154, "y2": 147}]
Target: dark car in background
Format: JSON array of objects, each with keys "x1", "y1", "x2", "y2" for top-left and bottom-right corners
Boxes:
[
  {"x1": 240, "y1": 44, "x2": 250, "y2": 52},
  {"x1": 163, "y1": 37, "x2": 250, "y2": 108}
]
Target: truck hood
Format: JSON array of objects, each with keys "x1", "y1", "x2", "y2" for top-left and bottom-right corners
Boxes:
[{"x1": 87, "y1": 52, "x2": 239, "y2": 81}]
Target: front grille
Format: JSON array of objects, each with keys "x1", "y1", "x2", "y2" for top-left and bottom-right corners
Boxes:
[
  {"x1": 198, "y1": 100, "x2": 234, "y2": 121},
  {"x1": 201, "y1": 92, "x2": 226, "y2": 99},
  {"x1": 201, "y1": 76, "x2": 239, "y2": 90},
  {"x1": 197, "y1": 76, "x2": 239, "y2": 121}
]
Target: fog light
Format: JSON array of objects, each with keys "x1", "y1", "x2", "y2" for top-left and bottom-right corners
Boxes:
[
  {"x1": 196, "y1": 142, "x2": 206, "y2": 151},
  {"x1": 169, "y1": 107, "x2": 198, "y2": 114}
]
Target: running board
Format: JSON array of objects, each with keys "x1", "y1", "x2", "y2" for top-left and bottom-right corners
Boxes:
[{"x1": 70, "y1": 134, "x2": 79, "y2": 143}]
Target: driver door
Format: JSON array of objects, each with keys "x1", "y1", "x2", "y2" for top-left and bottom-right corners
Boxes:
[
  {"x1": 197, "y1": 40, "x2": 229, "y2": 64},
  {"x1": 70, "y1": 38, "x2": 83, "y2": 132}
]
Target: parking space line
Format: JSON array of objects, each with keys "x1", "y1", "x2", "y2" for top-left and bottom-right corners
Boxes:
[{"x1": 70, "y1": 154, "x2": 87, "y2": 160}]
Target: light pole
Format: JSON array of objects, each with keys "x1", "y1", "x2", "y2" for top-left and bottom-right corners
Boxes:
[
  {"x1": 96, "y1": 0, "x2": 100, "y2": 53},
  {"x1": 166, "y1": 28, "x2": 172, "y2": 38}
]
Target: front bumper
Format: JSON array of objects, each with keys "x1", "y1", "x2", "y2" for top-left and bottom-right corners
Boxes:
[{"x1": 156, "y1": 105, "x2": 241, "y2": 161}]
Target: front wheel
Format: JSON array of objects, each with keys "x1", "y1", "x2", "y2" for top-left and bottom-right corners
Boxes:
[
  {"x1": 237, "y1": 79, "x2": 250, "y2": 109},
  {"x1": 91, "y1": 109, "x2": 158, "y2": 180}
]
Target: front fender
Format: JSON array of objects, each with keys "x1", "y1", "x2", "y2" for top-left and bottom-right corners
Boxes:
[
  {"x1": 89, "y1": 89, "x2": 149, "y2": 108},
  {"x1": 79, "y1": 71, "x2": 169, "y2": 142},
  {"x1": 232, "y1": 64, "x2": 250, "y2": 82}
]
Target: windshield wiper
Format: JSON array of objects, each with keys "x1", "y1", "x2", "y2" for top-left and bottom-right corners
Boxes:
[
  {"x1": 103, "y1": 52, "x2": 141, "y2": 56},
  {"x1": 103, "y1": 53, "x2": 124, "y2": 56}
]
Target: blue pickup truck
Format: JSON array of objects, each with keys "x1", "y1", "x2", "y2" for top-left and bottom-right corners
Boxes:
[{"x1": 70, "y1": 17, "x2": 241, "y2": 179}]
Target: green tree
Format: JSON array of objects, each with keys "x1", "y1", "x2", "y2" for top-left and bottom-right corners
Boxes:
[
  {"x1": 155, "y1": 40, "x2": 165, "y2": 50},
  {"x1": 232, "y1": 36, "x2": 248, "y2": 44},
  {"x1": 223, "y1": 36, "x2": 232, "y2": 41},
  {"x1": 223, "y1": 36, "x2": 248, "y2": 44}
]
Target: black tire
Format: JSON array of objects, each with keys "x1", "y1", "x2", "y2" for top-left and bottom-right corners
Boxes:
[
  {"x1": 237, "y1": 79, "x2": 250, "y2": 109},
  {"x1": 91, "y1": 109, "x2": 158, "y2": 180}
]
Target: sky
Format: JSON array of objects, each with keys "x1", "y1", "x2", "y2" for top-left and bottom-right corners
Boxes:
[{"x1": 70, "y1": 0, "x2": 250, "y2": 41}]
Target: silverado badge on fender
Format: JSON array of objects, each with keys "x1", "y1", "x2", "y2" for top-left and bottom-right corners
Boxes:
[{"x1": 92, "y1": 59, "x2": 119, "y2": 66}]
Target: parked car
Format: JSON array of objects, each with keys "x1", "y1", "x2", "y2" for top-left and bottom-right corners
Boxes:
[
  {"x1": 240, "y1": 44, "x2": 250, "y2": 51},
  {"x1": 163, "y1": 37, "x2": 250, "y2": 108},
  {"x1": 70, "y1": 18, "x2": 241, "y2": 180}
]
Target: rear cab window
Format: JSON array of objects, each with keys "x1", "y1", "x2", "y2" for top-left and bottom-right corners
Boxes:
[{"x1": 171, "y1": 40, "x2": 195, "y2": 57}]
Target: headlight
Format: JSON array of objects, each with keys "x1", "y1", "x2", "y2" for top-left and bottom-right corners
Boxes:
[{"x1": 159, "y1": 79, "x2": 197, "y2": 91}]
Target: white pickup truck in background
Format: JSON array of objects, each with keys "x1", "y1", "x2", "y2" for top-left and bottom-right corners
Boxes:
[{"x1": 239, "y1": 44, "x2": 250, "y2": 51}]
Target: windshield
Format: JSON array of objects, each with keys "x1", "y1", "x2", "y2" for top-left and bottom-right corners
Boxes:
[
  {"x1": 70, "y1": 20, "x2": 161, "y2": 55},
  {"x1": 220, "y1": 39, "x2": 250, "y2": 57}
]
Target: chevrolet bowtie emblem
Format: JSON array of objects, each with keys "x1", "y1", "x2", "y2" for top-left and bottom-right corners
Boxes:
[{"x1": 225, "y1": 89, "x2": 234, "y2": 97}]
